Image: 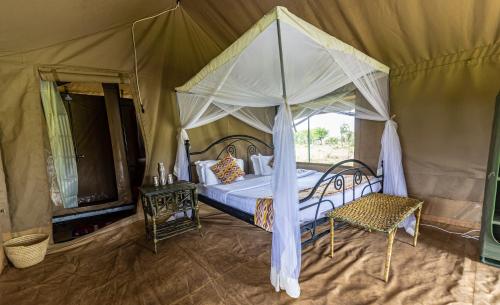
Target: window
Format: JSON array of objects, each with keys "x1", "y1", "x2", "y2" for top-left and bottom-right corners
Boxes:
[{"x1": 294, "y1": 112, "x2": 355, "y2": 164}]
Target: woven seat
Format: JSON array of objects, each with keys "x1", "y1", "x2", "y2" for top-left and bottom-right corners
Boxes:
[
  {"x1": 327, "y1": 193, "x2": 423, "y2": 282},
  {"x1": 327, "y1": 193, "x2": 423, "y2": 233}
]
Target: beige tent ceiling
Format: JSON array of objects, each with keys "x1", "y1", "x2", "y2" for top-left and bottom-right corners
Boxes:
[
  {"x1": 0, "y1": 0, "x2": 171, "y2": 54},
  {"x1": 1, "y1": 0, "x2": 499, "y2": 68}
]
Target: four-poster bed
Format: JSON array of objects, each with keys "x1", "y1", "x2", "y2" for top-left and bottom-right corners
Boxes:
[{"x1": 173, "y1": 6, "x2": 412, "y2": 298}]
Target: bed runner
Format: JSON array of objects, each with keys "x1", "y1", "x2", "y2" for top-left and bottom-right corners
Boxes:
[{"x1": 254, "y1": 175, "x2": 371, "y2": 232}]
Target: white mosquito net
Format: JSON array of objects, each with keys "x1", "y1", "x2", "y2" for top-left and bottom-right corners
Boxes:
[{"x1": 173, "y1": 6, "x2": 412, "y2": 298}]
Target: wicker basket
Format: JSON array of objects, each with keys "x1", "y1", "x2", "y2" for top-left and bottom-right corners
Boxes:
[{"x1": 3, "y1": 234, "x2": 49, "y2": 268}]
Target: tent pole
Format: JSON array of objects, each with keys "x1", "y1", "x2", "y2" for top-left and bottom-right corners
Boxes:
[
  {"x1": 307, "y1": 117, "x2": 311, "y2": 162},
  {"x1": 276, "y1": 19, "x2": 287, "y2": 100}
]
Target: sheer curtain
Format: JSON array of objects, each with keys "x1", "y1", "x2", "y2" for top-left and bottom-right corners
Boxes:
[
  {"x1": 173, "y1": 94, "x2": 275, "y2": 181},
  {"x1": 40, "y1": 81, "x2": 78, "y2": 208},
  {"x1": 333, "y1": 51, "x2": 415, "y2": 234},
  {"x1": 173, "y1": 93, "x2": 227, "y2": 181},
  {"x1": 270, "y1": 104, "x2": 301, "y2": 298}
]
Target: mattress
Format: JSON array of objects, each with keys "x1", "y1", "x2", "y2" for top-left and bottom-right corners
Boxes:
[{"x1": 198, "y1": 169, "x2": 382, "y2": 225}]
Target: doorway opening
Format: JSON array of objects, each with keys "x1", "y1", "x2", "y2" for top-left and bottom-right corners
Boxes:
[{"x1": 45, "y1": 82, "x2": 146, "y2": 242}]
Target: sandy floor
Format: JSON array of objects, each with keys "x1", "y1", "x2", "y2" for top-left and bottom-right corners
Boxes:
[{"x1": 0, "y1": 204, "x2": 499, "y2": 305}]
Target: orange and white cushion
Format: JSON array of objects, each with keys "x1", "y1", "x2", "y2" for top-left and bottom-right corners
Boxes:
[{"x1": 210, "y1": 155, "x2": 245, "y2": 184}]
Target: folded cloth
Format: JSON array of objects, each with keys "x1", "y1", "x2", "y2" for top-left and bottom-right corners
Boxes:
[{"x1": 254, "y1": 175, "x2": 364, "y2": 232}]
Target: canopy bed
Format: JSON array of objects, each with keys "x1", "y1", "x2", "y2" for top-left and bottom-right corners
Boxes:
[{"x1": 173, "y1": 6, "x2": 412, "y2": 298}]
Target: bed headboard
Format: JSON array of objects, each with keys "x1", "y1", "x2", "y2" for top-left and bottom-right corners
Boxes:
[{"x1": 184, "y1": 135, "x2": 274, "y2": 182}]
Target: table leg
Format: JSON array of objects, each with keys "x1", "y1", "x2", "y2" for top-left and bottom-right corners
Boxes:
[
  {"x1": 384, "y1": 229, "x2": 396, "y2": 282},
  {"x1": 330, "y1": 218, "x2": 335, "y2": 258},
  {"x1": 413, "y1": 206, "x2": 422, "y2": 247},
  {"x1": 153, "y1": 218, "x2": 158, "y2": 254}
]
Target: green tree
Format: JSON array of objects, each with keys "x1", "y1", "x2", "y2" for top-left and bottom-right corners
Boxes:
[
  {"x1": 325, "y1": 136, "x2": 339, "y2": 146},
  {"x1": 311, "y1": 127, "x2": 329, "y2": 144},
  {"x1": 339, "y1": 123, "x2": 354, "y2": 147}
]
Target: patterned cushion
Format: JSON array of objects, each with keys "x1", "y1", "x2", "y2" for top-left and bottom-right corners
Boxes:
[{"x1": 210, "y1": 155, "x2": 245, "y2": 184}]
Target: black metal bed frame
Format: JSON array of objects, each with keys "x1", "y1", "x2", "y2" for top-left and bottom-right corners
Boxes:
[{"x1": 185, "y1": 135, "x2": 384, "y2": 248}]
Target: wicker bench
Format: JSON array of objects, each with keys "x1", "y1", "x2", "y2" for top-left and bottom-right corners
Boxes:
[{"x1": 327, "y1": 193, "x2": 423, "y2": 282}]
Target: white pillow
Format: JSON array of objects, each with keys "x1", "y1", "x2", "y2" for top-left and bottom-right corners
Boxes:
[
  {"x1": 202, "y1": 160, "x2": 220, "y2": 186},
  {"x1": 194, "y1": 161, "x2": 206, "y2": 184},
  {"x1": 250, "y1": 155, "x2": 261, "y2": 175},
  {"x1": 233, "y1": 158, "x2": 245, "y2": 182},
  {"x1": 258, "y1": 155, "x2": 273, "y2": 176},
  {"x1": 235, "y1": 158, "x2": 244, "y2": 172}
]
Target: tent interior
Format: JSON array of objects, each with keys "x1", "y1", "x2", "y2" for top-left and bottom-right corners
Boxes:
[{"x1": 0, "y1": 0, "x2": 499, "y2": 304}]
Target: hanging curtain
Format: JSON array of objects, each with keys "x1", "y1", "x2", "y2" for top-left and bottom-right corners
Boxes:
[
  {"x1": 173, "y1": 95, "x2": 276, "y2": 181},
  {"x1": 173, "y1": 93, "x2": 228, "y2": 181},
  {"x1": 40, "y1": 81, "x2": 78, "y2": 208},
  {"x1": 332, "y1": 51, "x2": 416, "y2": 234},
  {"x1": 270, "y1": 104, "x2": 300, "y2": 297}
]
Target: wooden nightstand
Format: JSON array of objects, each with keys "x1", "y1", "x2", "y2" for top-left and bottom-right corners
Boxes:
[{"x1": 139, "y1": 181, "x2": 201, "y2": 253}]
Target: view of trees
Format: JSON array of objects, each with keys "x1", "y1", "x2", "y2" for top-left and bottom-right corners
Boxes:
[
  {"x1": 294, "y1": 123, "x2": 354, "y2": 148},
  {"x1": 311, "y1": 127, "x2": 329, "y2": 144},
  {"x1": 295, "y1": 130, "x2": 308, "y2": 145},
  {"x1": 294, "y1": 113, "x2": 355, "y2": 163}
]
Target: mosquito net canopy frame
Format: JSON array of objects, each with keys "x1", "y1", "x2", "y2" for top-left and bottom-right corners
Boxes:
[{"x1": 173, "y1": 6, "x2": 411, "y2": 298}]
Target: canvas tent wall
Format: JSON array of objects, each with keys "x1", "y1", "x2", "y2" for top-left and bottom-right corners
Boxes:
[
  {"x1": 0, "y1": 3, "x2": 261, "y2": 243},
  {"x1": 0, "y1": 0, "x2": 499, "y2": 275}
]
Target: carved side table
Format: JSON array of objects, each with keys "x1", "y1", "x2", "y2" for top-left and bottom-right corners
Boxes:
[{"x1": 139, "y1": 181, "x2": 201, "y2": 253}]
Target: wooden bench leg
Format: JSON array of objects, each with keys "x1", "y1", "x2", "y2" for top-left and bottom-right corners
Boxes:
[
  {"x1": 413, "y1": 206, "x2": 422, "y2": 247},
  {"x1": 384, "y1": 229, "x2": 396, "y2": 282},
  {"x1": 330, "y1": 218, "x2": 335, "y2": 258}
]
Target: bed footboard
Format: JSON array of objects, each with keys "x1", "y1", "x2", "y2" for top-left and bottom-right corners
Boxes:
[{"x1": 298, "y1": 159, "x2": 384, "y2": 247}]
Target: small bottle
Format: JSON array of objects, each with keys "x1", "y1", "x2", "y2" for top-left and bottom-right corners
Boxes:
[
  {"x1": 158, "y1": 162, "x2": 167, "y2": 186},
  {"x1": 167, "y1": 174, "x2": 174, "y2": 184},
  {"x1": 152, "y1": 176, "x2": 159, "y2": 187}
]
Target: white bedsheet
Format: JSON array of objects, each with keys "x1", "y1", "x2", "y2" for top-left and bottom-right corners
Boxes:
[{"x1": 198, "y1": 169, "x2": 382, "y2": 225}]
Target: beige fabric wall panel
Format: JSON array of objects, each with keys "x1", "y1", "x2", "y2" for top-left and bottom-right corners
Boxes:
[
  {"x1": 0, "y1": 62, "x2": 52, "y2": 232},
  {"x1": 132, "y1": 8, "x2": 228, "y2": 178},
  {"x1": 355, "y1": 119, "x2": 384, "y2": 170},
  {"x1": 391, "y1": 46, "x2": 500, "y2": 226},
  {"x1": 187, "y1": 116, "x2": 273, "y2": 158},
  {"x1": 0, "y1": 144, "x2": 10, "y2": 274},
  {"x1": 0, "y1": 144, "x2": 11, "y2": 236}
]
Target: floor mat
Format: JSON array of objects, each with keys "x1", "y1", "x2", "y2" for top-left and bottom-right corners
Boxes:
[{"x1": 0, "y1": 204, "x2": 499, "y2": 305}]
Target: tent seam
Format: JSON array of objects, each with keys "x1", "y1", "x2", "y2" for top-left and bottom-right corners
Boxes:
[{"x1": 390, "y1": 41, "x2": 500, "y2": 78}]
